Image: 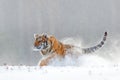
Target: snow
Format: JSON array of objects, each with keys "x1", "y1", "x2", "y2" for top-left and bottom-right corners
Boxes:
[
  {"x1": 0, "y1": 53, "x2": 120, "y2": 80},
  {"x1": 0, "y1": 64, "x2": 120, "y2": 80},
  {"x1": 1, "y1": 36, "x2": 120, "y2": 80},
  {"x1": 1, "y1": 54, "x2": 120, "y2": 80}
]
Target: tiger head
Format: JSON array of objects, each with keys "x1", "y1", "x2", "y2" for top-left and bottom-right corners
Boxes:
[{"x1": 33, "y1": 34, "x2": 52, "y2": 53}]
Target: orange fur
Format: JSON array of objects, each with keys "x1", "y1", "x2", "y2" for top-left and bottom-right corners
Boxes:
[
  {"x1": 40, "y1": 36, "x2": 73, "y2": 66},
  {"x1": 48, "y1": 36, "x2": 65, "y2": 56},
  {"x1": 34, "y1": 35, "x2": 72, "y2": 66},
  {"x1": 34, "y1": 32, "x2": 107, "y2": 66}
]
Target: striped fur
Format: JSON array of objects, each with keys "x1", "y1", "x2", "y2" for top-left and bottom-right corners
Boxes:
[
  {"x1": 82, "y1": 32, "x2": 107, "y2": 53},
  {"x1": 34, "y1": 32, "x2": 107, "y2": 66}
]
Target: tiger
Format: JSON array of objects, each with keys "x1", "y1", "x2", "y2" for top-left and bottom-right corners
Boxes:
[{"x1": 33, "y1": 32, "x2": 107, "y2": 66}]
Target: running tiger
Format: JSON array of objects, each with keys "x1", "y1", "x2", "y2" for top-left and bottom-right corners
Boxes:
[{"x1": 33, "y1": 32, "x2": 107, "y2": 66}]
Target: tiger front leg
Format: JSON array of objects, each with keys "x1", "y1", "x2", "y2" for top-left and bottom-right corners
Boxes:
[
  {"x1": 39, "y1": 59, "x2": 48, "y2": 66},
  {"x1": 39, "y1": 53, "x2": 56, "y2": 66}
]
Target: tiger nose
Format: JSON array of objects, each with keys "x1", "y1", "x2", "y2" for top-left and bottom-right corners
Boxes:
[{"x1": 34, "y1": 41, "x2": 39, "y2": 47}]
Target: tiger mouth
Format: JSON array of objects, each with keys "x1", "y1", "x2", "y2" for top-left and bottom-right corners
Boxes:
[{"x1": 35, "y1": 41, "x2": 48, "y2": 50}]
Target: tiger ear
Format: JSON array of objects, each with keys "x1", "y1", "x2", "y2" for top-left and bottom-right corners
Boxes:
[
  {"x1": 42, "y1": 33, "x2": 48, "y2": 38},
  {"x1": 44, "y1": 34, "x2": 47, "y2": 38},
  {"x1": 34, "y1": 34, "x2": 39, "y2": 39}
]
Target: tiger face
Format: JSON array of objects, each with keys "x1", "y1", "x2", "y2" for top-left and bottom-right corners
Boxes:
[{"x1": 34, "y1": 34, "x2": 52, "y2": 54}]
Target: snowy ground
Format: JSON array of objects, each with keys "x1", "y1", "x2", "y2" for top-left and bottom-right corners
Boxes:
[
  {"x1": 0, "y1": 54, "x2": 120, "y2": 80},
  {"x1": 0, "y1": 64, "x2": 120, "y2": 80},
  {"x1": 1, "y1": 54, "x2": 120, "y2": 80}
]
